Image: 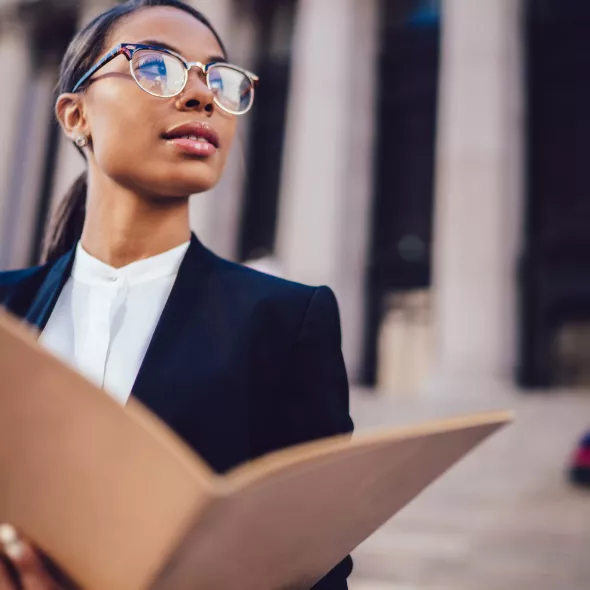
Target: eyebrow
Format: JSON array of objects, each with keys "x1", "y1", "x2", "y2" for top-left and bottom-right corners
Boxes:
[{"x1": 137, "y1": 39, "x2": 227, "y2": 64}]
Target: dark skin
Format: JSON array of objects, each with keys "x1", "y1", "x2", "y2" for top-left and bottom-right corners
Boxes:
[
  {"x1": 0, "y1": 6, "x2": 237, "y2": 588},
  {"x1": 62, "y1": 5, "x2": 236, "y2": 268}
]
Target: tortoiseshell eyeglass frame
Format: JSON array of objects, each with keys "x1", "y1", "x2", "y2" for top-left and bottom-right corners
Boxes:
[{"x1": 71, "y1": 43, "x2": 260, "y2": 115}]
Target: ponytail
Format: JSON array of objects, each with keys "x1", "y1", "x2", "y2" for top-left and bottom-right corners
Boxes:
[
  {"x1": 43, "y1": 0, "x2": 227, "y2": 266},
  {"x1": 40, "y1": 171, "x2": 87, "y2": 264}
]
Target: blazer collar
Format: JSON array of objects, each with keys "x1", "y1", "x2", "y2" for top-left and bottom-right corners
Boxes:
[
  {"x1": 25, "y1": 247, "x2": 76, "y2": 331},
  {"x1": 23, "y1": 235, "x2": 243, "y2": 472},
  {"x1": 130, "y1": 234, "x2": 248, "y2": 472},
  {"x1": 24, "y1": 234, "x2": 207, "y2": 332},
  {"x1": 130, "y1": 232, "x2": 215, "y2": 404}
]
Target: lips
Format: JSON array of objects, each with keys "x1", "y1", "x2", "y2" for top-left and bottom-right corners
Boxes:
[{"x1": 162, "y1": 121, "x2": 220, "y2": 157}]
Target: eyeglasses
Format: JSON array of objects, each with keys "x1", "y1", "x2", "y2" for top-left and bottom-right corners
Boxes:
[{"x1": 72, "y1": 43, "x2": 259, "y2": 115}]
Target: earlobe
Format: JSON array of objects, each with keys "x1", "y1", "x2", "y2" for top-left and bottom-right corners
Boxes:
[{"x1": 55, "y1": 93, "x2": 89, "y2": 141}]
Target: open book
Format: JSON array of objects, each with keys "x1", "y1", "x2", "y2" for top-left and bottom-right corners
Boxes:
[{"x1": 0, "y1": 309, "x2": 511, "y2": 590}]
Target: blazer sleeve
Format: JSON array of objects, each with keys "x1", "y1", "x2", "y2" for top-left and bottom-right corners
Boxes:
[{"x1": 288, "y1": 286, "x2": 354, "y2": 589}]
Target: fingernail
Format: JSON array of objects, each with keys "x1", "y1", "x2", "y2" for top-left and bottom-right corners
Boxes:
[
  {"x1": 5, "y1": 539, "x2": 25, "y2": 561},
  {"x1": 0, "y1": 524, "x2": 17, "y2": 546}
]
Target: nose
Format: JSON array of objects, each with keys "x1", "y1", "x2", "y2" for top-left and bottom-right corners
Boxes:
[{"x1": 176, "y1": 69, "x2": 214, "y2": 113}]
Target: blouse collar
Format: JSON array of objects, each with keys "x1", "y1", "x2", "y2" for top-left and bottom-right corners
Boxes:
[{"x1": 71, "y1": 240, "x2": 191, "y2": 287}]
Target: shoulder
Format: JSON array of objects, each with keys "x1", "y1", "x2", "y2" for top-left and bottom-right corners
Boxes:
[
  {"x1": 0, "y1": 265, "x2": 46, "y2": 287},
  {"x1": 212, "y1": 254, "x2": 315, "y2": 296},
  {"x1": 209, "y1": 254, "x2": 339, "y2": 325},
  {"x1": 0, "y1": 264, "x2": 51, "y2": 315},
  {"x1": 0, "y1": 266, "x2": 50, "y2": 295}
]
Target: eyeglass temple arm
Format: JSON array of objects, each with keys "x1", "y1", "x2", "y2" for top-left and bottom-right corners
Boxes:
[
  {"x1": 233, "y1": 66, "x2": 259, "y2": 84},
  {"x1": 72, "y1": 44, "x2": 128, "y2": 93}
]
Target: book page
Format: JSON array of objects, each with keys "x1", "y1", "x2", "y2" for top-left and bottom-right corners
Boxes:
[
  {"x1": 0, "y1": 310, "x2": 215, "y2": 590},
  {"x1": 151, "y1": 413, "x2": 510, "y2": 590}
]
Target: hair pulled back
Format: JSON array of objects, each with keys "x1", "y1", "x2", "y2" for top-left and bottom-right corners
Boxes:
[{"x1": 41, "y1": 0, "x2": 225, "y2": 263}]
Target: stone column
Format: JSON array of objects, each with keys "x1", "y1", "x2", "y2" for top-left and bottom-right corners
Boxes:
[
  {"x1": 275, "y1": 0, "x2": 378, "y2": 381},
  {"x1": 0, "y1": 18, "x2": 33, "y2": 268},
  {"x1": 1, "y1": 64, "x2": 57, "y2": 269},
  {"x1": 50, "y1": 0, "x2": 114, "y2": 213},
  {"x1": 430, "y1": 0, "x2": 525, "y2": 390}
]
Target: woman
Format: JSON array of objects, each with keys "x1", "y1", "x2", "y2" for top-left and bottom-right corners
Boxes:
[{"x1": 0, "y1": 1, "x2": 354, "y2": 588}]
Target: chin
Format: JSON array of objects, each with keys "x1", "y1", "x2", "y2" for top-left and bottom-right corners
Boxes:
[
  {"x1": 147, "y1": 172, "x2": 218, "y2": 199},
  {"x1": 171, "y1": 162, "x2": 222, "y2": 195},
  {"x1": 182, "y1": 178, "x2": 218, "y2": 196}
]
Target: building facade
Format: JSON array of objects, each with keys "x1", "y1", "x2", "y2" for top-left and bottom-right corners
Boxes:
[{"x1": 1, "y1": 0, "x2": 587, "y2": 392}]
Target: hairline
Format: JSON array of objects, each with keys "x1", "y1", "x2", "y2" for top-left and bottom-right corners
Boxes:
[{"x1": 101, "y1": 5, "x2": 228, "y2": 63}]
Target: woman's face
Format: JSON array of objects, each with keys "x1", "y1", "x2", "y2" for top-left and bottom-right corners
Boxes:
[{"x1": 60, "y1": 7, "x2": 237, "y2": 198}]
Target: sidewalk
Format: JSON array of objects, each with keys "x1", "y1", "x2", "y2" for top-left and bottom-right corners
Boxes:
[{"x1": 347, "y1": 387, "x2": 590, "y2": 590}]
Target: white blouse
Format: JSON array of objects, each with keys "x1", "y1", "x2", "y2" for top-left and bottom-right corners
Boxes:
[{"x1": 39, "y1": 240, "x2": 190, "y2": 405}]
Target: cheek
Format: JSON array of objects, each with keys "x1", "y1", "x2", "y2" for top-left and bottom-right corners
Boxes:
[
  {"x1": 89, "y1": 97, "x2": 158, "y2": 174},
  {"x1": 86, "y1": 90, "x2": 239, "y2": 194}
]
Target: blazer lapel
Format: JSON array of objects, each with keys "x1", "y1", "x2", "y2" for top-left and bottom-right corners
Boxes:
[
  {"x1": 20, "y1": 236, "x2": 247, "y2": 473},
  {"x1": 131, "y1": 234, "x2": 249, "y2": 473},
  {"x1": 25, "y1": 248, "x2": 76, "y2": 331}
]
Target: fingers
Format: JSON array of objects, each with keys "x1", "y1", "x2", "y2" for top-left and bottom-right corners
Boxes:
[
  {"x1": 0, "y1": 525, "x2": 57, "y2": 590},
  {"x1": 8, "y1": 541, "x2": 58, "y2": 590},
  {"x1": 0, "y1": 525, "x2": 19, "y2": 590},
  {"x1": 0, "y1": 557, "x2": 19, "y2": 590}
]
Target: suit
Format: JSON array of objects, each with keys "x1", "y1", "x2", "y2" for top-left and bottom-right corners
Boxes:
[{"x1": 0, "y1": 234, "x2": 354, "y2": 589}]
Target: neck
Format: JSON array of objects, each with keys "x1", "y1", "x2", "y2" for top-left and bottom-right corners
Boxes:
[{"x1": 81, "y1": 171, "x2": 192, "y2": 269}]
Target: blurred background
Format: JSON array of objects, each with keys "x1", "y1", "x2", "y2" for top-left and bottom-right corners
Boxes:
[{"x1": 0, "y1": 0, "x2": 589, "y2": 587}]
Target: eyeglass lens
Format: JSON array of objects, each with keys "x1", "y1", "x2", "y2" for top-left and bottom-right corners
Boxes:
[
  {"x1": 131, "y1": 49, "x2": 254, "y2": 113},
  {"x1": 132, "y1": 50, "x2": 186, "y2": 97},
  {"x1": 208, "y1": 66, "x2": 254, "y2": 114}
]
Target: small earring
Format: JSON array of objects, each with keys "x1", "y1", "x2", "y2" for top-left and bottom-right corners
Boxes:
[{"x1": 75, "y1": 134, "x2": 89, "y2": 148}]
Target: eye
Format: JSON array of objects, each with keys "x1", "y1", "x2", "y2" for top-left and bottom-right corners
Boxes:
[{"x1": 136, "y1": 56, "x2": 168, "y2": 78}]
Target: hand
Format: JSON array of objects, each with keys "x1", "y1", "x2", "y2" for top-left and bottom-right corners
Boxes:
[{"x1": 0, "y1": 524, "x2": 75, "y2": 590}]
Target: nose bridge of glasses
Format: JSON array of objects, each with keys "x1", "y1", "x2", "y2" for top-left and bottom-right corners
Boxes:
[
  {"x1": 186, "y1": 61, "x2": 207, "y2": 77},
  {"x1": 185, "y1": 61, "x2": 211, "y2": 92}
]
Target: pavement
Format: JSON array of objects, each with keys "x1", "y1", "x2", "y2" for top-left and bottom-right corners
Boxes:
[{"x1": 346, "y1": 387, "x2": 590, "y2": 590}]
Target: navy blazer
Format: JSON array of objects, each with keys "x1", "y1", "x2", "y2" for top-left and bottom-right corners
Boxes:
[{"x1": 0, "y1": 234, "x2": 354, "y2": 589}]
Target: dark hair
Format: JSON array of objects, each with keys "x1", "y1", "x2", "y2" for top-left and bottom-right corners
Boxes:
[{"x1": 41, "y1": 0, "x2": 226, "y2": 263}]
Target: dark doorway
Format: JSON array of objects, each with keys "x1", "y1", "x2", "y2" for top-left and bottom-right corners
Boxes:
[
  {"x1": 361, "y1": 0, "x2": 440, "y2": 385},
  {"x1": 23, "y1": 0, "x2": 80, "y2": 265},
  {"x1": 237, "y1": 0, "x2": 296, "y2": 262},
  {"x1": 520, "y1": 0, "x2": 590, "y2": 387}
]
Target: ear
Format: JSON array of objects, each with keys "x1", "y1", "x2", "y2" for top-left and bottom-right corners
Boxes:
[{"x1": 55, "y1": 93, "x2": 90, "y2": 141}]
